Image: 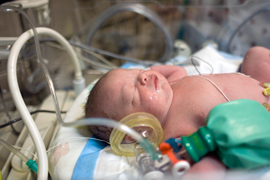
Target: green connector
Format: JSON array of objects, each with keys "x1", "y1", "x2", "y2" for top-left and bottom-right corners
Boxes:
[{"x1": 26, "y1": 159, "x2": 38, "y2": 174}]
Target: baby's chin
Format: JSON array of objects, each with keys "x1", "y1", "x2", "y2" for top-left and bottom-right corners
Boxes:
[{"x1": 162, "y1": 132, "x2": 174, "y2": 141}]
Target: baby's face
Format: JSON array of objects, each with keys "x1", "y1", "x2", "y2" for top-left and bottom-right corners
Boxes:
[{"x1": 102, "y1": 68, "x2": 173, "y2": 125}]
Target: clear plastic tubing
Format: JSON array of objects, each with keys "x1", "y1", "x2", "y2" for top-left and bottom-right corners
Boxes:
[
  {"x1": 86, "y1": 3, "x2": 174, "y2": 63},
  {"x1": 66, "y1": 118, "x2": 161, "y2": 160},
  {"x1": 3, "y1": 3, "x2": 81, "y2": 179},
  {"x1": 134, "y1": 143, "x2": 156, "y2": 173},
  {"x1": 0, "y1": 139, "x2": 28, "y2": 163},
  {"x1": 8, "y1": 31, "x2": 161, "y2": 174},
  {"x1": 3, "y1": 4, "x2": 49, "y2": 180},
  {"x1": 4, "y1": 5, "x2": 160, "y2": 180},
  {"x1": 7, "y1": 27, "x2": 160, "y2": 159}
]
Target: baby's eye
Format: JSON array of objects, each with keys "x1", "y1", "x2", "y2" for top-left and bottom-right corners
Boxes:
[{"x1": 131, "y1": 86, "x2": 137, "y2": 105}]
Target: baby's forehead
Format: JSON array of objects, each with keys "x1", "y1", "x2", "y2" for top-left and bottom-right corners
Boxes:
[
  {"x1": 109, "y1": 68, "x2": 127, "y2": 76},
  {"x1": 101, "y1": 69, "x2": 129, "y2": 90},
  {"x1": 107, "y1": 68, "x2": 140, "y2": 80},
  {"x1": 110, "y1": 68, "x2": 136, "y2": 74}
]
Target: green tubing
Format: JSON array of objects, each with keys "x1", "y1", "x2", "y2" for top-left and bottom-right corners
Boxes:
[
  {"x1": 26, "y1": 159, "x2": 38, "y2": 174},
  {"x1": 139, "y1": 138, "x2": 161, "y2": 160},
  {"x1": 0, "y1": 139, "x2": 38, "y2": 173},
  {"x1": 182, "y1": 99, "x2": 270, "y2": 169},
  {"x1": 182, "y1": 127, "x2": 217, "y2": 162}
]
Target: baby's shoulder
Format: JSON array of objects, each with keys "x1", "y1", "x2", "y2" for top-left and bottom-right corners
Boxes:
[{"x1": 181, "y1": 73, "x2": 253, "y2": 84}]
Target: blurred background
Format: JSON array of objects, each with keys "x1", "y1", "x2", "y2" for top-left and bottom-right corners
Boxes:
[{"x1": 1, "y1": 0, "x2": 270, "y2": 110}]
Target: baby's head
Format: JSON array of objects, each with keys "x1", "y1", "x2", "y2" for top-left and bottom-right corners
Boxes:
[{"x1": 85, "y1": 68, "x2": 173, "y2": 141}]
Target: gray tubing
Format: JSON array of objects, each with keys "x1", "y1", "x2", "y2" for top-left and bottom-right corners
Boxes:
[{"x1": 86, "y1": 3, "x2": 174, "y2": 63}]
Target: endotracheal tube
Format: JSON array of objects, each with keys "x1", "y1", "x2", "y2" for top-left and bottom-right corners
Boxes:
[{"x1": 73, "y1": 118, "x2": 161, "y2": 161}]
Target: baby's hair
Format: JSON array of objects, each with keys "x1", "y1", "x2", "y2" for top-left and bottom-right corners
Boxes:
[{"x1": 85, "y1": 71, "x2": 114, "y2": 142}]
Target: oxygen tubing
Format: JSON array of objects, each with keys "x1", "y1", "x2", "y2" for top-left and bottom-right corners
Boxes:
[
  {"x1": 3, "y1": 4, "x2": 49, "y2": 180},
  {"x1": 0, "y1": 139, "x2": 28, "y2": 163},
  {"x1": 0, "y1": 139, "x2": 38, "y2": 173},
  {"x1": 66, "y1": 118, "x2": 161, "y2": 160},
  {"x1": 86, "y1": 3, "x2": 174, "y2": 63}
]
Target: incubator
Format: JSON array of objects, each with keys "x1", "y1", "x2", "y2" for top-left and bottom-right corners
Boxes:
[{"x1": 1, "y1": 0, "x2": 270, "y2": 180}]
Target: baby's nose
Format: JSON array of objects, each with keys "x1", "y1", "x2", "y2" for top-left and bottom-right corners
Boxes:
[
  {"x1": 139, "y1": 73, "x2": 148, "y2": 85},
  {"x1": 139, "y1": 72, "x2": 156, "y2": 86}
]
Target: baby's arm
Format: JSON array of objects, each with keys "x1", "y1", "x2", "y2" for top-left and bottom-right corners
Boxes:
[
  {"x1": 182, "y1": 155, "x2": 226, "y2": 180},
  {"x1": 150, "y1": 65, "x2": 187, "y2": 82}
]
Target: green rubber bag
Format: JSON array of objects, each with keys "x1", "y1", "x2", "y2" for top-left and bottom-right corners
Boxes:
[{"x1": 182, "y1": 99, "x2": 270, "y2": 169}]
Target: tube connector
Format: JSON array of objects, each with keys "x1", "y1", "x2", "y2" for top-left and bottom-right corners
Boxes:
[
  {"x1": 26, "y1": 159, "x2": 38, "y2": 174},
  {"x1": 263, "y1": 87, "x2": 270, "y2": 96},
  {"x1": 262, "y1": 82, "x2": 270, "y2": 88},
  {"x1": 73, "y1": 77, "x2": 85, "y2": 97},
  {"x1": 262, "y1": 83, "x2": 270, "y2": 96}
]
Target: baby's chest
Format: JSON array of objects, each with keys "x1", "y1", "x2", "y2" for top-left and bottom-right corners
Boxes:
[
  {"x1": 172, "y1": 76, "x2": 228, "y2": 108},
  {"x1": 172, "y1": 74, "x2": 264, "y2": 103},
  {"x1": 168, "y1": 75, "x2": 267, "y2": 136},
  {"x1": 168, "y1": 78, "x2": 230, "y2": 131}
]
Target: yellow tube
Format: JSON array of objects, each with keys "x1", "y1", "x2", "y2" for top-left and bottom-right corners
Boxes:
[
  {"x1": 263, "y1": 87, "x2": 270, "y2": 96},
  {"x1": 262, "y1": 82, "x2": 270, "y2": 88},
  {"x1": 110, "y1": 112, "x2": 163, "y2": 157}
]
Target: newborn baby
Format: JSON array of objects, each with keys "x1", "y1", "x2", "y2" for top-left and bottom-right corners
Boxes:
[{"x1": 85, "y1": 46, "x2": 270, "y2": 179}]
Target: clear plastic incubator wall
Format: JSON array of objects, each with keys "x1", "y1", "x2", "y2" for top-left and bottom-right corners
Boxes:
[{"x1": 1, "y1": 0, "x2": 270, "y2": 180}]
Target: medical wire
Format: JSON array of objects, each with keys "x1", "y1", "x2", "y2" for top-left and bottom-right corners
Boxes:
[
  {"x1": 11, "y1": 137, "x2": 109, "y2": 161},
  {"x1": 4, "y1": 6, "x2": 162, "y2": 176},
  {"x1": 9, "y1": 137, "x2": 128, "y2": 177},
  {"x1": 0, "y1": 139, "x2": 38, "y2": 175},
  {"x1": 0, "y1": 86, "x2": 20, "y2": 135},
  {"x1": 69, "y1": 41, "x2": 156, "y2": 66},
  {"x1": 169, "y1": 55, "x2": 230, "y2": 102},
  {"x1": 39, "y1": 38, "x2": 155, "y2": 67},
  {"x1": 0, "y1": 137, "x2": 110, "y2": 174},
  {"x1": 169, "y1": 75, "x2": 230, "y2": 102},
  {"x1": 194, "y1": 76, "x2": 231, "y2": 102},
  {"x1": 12, "y1": 146, "x2": 38, "y2": 160},
  {"x1": 1, "y1": 5, "x2": 49, "y2": 179},
  {"x1": 0, "y1": 110, "x2": 67, "y2": 129},
  {"x1": 8, "y1": 26, "x2": 160, "y2": 162},
  {"x1": 45, "y1": 41, "x2": 117, "y2": 70},
  {"x1": 189, "y1": 55, "x2": 230, "y2": 101},
  {"x1": 3, "y1": 6, "x2": 85, "y2": 179},
  {"x1": 0, "y1": 139, "x2": 28, "y2": 163},
  {"x1": 0, "y1": 138, "x2": 38, "y2": 173},
  {"x1": 60, "y1": 118, "x2": 161, "y2": 160},
  {"x1": 190, "y1": 55, "x2": 214, "y2": 75},
  {"x1": 7, "y1": 27, "x2": 160, "y2": 178},
  {"x1": 77, "y1": 47, "x2": 118, "y2": 69},
  {"x1": 77, "y1": 53, "x2": 116, "y2": 70},
  {"x1": 47, "y1": 137, "x2": 109, "y2": 153}
]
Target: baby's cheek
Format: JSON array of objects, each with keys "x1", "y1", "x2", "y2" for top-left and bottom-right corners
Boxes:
[
  {"x1": 142, "y1": 92, "x2": 159, "y2": 105},
  {"x1": 145, "y1": 93, "x2": 158, "y2": 101},
  {"x1": 161, "y1": 83, "x2": 173, "y2": 101}
]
